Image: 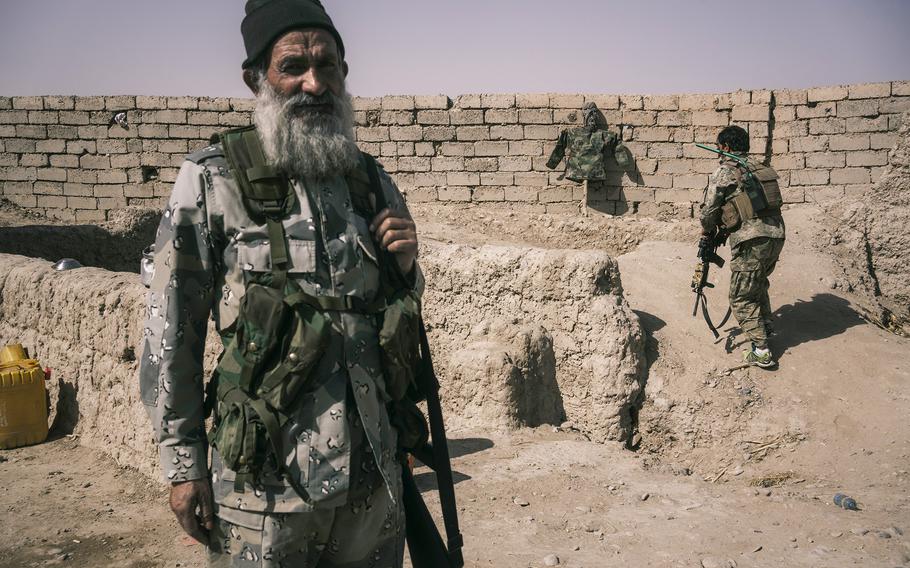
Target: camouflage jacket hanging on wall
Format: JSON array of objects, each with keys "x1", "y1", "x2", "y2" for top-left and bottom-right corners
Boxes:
[{"x1": 546, "y1": 126, "x2": 620, "y2": 182}]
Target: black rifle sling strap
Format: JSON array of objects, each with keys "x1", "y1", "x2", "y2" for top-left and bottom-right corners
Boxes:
[
  {"x1": 418, "y1": 319, "x2": 465, "y2": 567},
  {"x1": 695, "y1": 290, "x2": 732, "y2": 340},
  {"x1": 359, "y1": 153, "x2": 464, "y2": 567}
]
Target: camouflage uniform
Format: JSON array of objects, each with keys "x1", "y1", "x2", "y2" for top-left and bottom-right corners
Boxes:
[
  {"x1": 139, "y1": 143, "x2": 421, "y2": 567},
  {"x1": 546, "y1": 126, "x2": 619, "y2": 182},
  {"x1": 700, "y1": 155, "x2": 785, "y2": 349}
]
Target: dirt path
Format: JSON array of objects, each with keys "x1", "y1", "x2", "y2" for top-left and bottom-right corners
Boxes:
[{"x1": 2, "y1": 204, "x2": 908, "y2": 567}]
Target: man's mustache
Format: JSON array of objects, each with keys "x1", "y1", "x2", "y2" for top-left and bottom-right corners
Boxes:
[{"x1": 284, "y1": 92, "x2": 336, "y2": 115}]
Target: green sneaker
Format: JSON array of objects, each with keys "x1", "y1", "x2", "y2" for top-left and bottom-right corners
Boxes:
[{"x1": 744, "y1": 347, "x2": 776, "y2": 369}]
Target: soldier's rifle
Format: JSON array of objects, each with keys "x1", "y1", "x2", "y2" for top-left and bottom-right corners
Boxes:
[
  {"x1": 691, "y1": 230, "x2": 732, "y2": 339},
  {"x1": 695, "y1": 143, "x2": 769, "y2": 211}
]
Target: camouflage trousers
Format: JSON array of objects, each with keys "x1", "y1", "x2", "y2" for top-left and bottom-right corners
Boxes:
[
  {"x1": 207, "y1": 474, "x2": 405, "y2": 568},
  {"x1": 729, "y1": 237, "x2": 785, "y2": 349}
]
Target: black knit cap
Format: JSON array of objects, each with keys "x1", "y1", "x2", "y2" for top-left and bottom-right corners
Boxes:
[{"x1": 241, "y1": 0, "x2": 345, "y2": 69}]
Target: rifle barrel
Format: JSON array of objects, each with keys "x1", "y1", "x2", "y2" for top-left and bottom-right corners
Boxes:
[{"x1": 694, "y1": 143, "x2": 746, "y2": 165}]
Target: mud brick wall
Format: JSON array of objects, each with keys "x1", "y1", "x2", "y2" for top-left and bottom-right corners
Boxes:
[{"x1": 0, "y1": 81, "x2": 908, "y2": 221}]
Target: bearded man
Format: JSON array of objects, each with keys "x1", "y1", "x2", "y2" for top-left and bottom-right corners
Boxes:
[{"x1": 139, "y1": 1, "x2": 420, "y2": 565}]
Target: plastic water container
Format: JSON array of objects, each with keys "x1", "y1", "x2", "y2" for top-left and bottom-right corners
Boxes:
[{"x1": 0, "y1": 344, "x2": 49, "y2": 449}]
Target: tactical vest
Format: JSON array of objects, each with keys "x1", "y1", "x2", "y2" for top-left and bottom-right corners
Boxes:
[
  {"x1": 205, "y1": 126, "x2": 427, "y2": 494},
  {"x1": 719, "y1": 158, "x2": 783, "y2": 231}
]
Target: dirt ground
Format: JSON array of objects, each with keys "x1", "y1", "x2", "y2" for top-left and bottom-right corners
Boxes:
[{"x1": 1, "y1": 201, "x2": 909, "y2": 567}]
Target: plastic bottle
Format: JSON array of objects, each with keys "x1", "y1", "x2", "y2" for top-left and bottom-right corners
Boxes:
[{"x1": 833, "y1": 493, "x2": 858, "y2": 511}]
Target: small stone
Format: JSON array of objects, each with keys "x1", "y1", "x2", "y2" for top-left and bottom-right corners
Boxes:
[
  {"x1": 889, "y1": 526, "x2": 903, "y2": 537},
  {"x1": 575, "y1": 506, "x2": 591, "y2": 513},
  {"x1": 850, "y1": 528, "x2": 869, "y2": 536},
  {"x1": 732, "y1": 466, "x2": 744, "y2": 476},
  {"x1": 572, "y1": 545, "x2": 580, "y2": 551},
  {"x1": 763, "y1": 488, "x2": 772, "y2": 497},
  {"x1": 560, "y1": 421, "x2": 575, "y2": 430},
  {"x1": 829, "y1": 531, "x2": 842, "y2": 538},
  {"x1": 543, "y1": 553, "x2": 560, "y2": 566},
  {"x1": 700, "y1": 557, "x2": 736, "y2": 568},
  {"x1": 752, "y1": 545, "x2": 763, "y2": 553},
  {"x1": 513, "y1": 497, "x2": 530, "y2": 507},
  {"x1": 640, "y1": 493, "x2": 650, "y2": 501},
  {"x1": 876, "y1": 530, "x2": 892, "y2": 539}
]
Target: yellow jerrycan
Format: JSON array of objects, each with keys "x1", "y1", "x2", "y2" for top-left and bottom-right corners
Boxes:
[{"x1": 0, "y1": 344, "x2": 49, "y2": 449}]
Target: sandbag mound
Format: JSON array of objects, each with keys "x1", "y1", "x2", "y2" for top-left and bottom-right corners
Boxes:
[{"x1": 827, "y1": 114, "x2": 910, "y2": 335}]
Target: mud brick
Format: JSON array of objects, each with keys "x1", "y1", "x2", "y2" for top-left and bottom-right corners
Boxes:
[
  {"x1": 445, "y1": 171, "x2": 478, "y2": 186},
  {"x1": 74, "y1": 96, "x2": 105, "y2": 111},
  {"x1": 219, "y1": 113, "x2": 250, "y2": 126},
  {"x1": 655, "y1": 189, "x2": 702, "y2": 203},
  {"x1": 639, "y1": 175, "x2": 673, "y2": 189},
  {"x1": 845, "y1": 116, "x2": 889, "y2": 132},
  {"x1": 505, "y1": 186, "x2": 539, "y2": 202},
  {"x1": 485, "y1": 109, "x2": 518, "y2": 124},
  {"x1": 553, "y1": 109, "x2": 581, "y2": 124},
  {"x1": 808, "y1": 118, "x2": 846, "y2": 135},
  {"x1": 437, "y1": 186, "x2": 471, "y2": 201},
  {"x1": 414, "y1": 142, "x2": 435, "y2": 156},
  {"x1": 490, "y1": 125, "x2": 524, "y2": 140},
  {"x1": 3, "y1": 139, "x2": 36, "y2": 153},
  {"x1": 456, "y1": 126, "x2": 489, "y2": 141},
  {"x1": 633, "y1": 127, "x2": 673, "y2": 142},
  {"x1": 395, "y1": 142, "x2": 416, "y2": 156},
  {"x1": 845, "y1": 150, "x2": 889, "y2": 167},
  {"x1": 431, "y1": 156, "x2": 464, "y2": 171},
  {"x1": 66, "y1": 196, "x2": 96, "y2": 209},
  {"x1": 440, "y1": 142, "x2": 474, "y2": 157},
  {"x1": 68, "y1": 169, "x2": 98, "y2": 184},
  {"x1": 524, "y1": 125, "x2": 559, "y2": 140},
  {"x1": 356, "y1": 127, "x2": 389, "y2": 142},
  {"x1": 480, "y1": 94, "x2": 515, "y2": 109},
  {"x1": 413, "y1": 172, "x2": 447, "y2": 186},
  {"x1": 513, "y1": 172, "x2": 548, "y2": 186},
  {"x1": 187, "y1": 111, "x2": 220, "y2": 125},
  {"x1": 796, "y1": 102, "x2": 836, "y2": 119},
  {"x1": 454, "y1": 94, "x2": 482, "y2": 109},
  {"x1": 0, "y1": 97, "x2": 9, "y2": 110},
  {"x1": 677, "y1": 94, "x2": 717, "y2": 111},
  {"x1": 540, "y1": 186, "x2": 574, "y2": 203},
  {"x1": 789, "y1": 169, "x2": 829, "y2": 185},
  {"x1": 647, "y1": 143, "x2": 683, "y2": 159},
  {"x1": 104, "y1": 95, "x2": 135, "y2": 110},
  {"x1": 423, "y1": 126, "x2": 455, "y2": 141},
  {"x1": 891, "y1": 81, "x2": 910, "y2": 96},
  {"x1": 169, "y1": 125, "x2": 200, "y2": 139},
  {"x1": 880, "y1": 97, "x2": 910, "y2": 114},
  {"x1": 516, "y1": 93, "x2": 550, "y2": 108},
  {"x1": 199, "y1": 97, "x2": 232, "y2": 112},
  {"x1": 414, "y1": 95, "x2": 449, "y2": 110},
  {"x1": 12, "y1": 96, "x2": 44, "y2": 110},
  {"x1": 519, "y1": 109, "x2": 552, "y2": 124},
  {"x1": 110, "y1": 154, "x2": 141, "y2": 168},
  {"x1": 151, "y1": 110, "x2": 186, "y2": 123},
  {"x1": 134, "y1": 96, "x2": 163, "y2": 110},
  {"x1": 5, "y1": 194, "x2": 37, "y2": 207},
  {"x1": 805, "y1": 152, "x2": 845, "y2": 168},
  {"x1": 499, "y1": 156, "x2": 532, "y2": 172},
  {"x1": 19, "y1": 154, "x2": 47, "y2": 167},
  {"x1": 770, "y1": 154, "x2": 804, "y2": 170},
  {"x1": 137, "y1": 124, "x2": 168, "y2": 138},
  {"x1": 808, "y1": 86, "x2": 848, "y2": 102},
  {"x1": 381, "y1": 96, "x2": 414, "y2": 111},
  {"x1": 837, "y1": 99, "x2": 880, "y2": 117},
  {"x1": 36, "y1": 167, "x2": 66, "y2": 181},
  {"x1": 870, "y1": 132, "x2": 899, "y2": 150},
  {"x1": 49, "y1": 154, "x2": 78, "y2": 168},
  {"x1": 229, "y1": 98, "x2": 256, "y2": 112},
  {"x1": 0, "y1": 110, "x2": 28, "y2": 124},
  {"x1": 479, "y1": 172, "x2": 513, "y2": 186},
  {"x1": 352, "y1": 97, "x2": 381, "y2": 111},
  {"x1": 774, "y1": 120, "x2": 808, "y2": 138},
  {"x1": 0, "y1": 153, "x2": 16, "y2": 166},
  {"x1": 672, "y1": 174, "x2": 707, "y2": 189},
  {"x1": 691, "y1": 110, "x2": 729, "y2": 127},
  {"x1": 619, "y1": 95, "x2": 643, "y2": 110},
  {"x1": 417, "y1": 110, "x2": 450, "y2": 125},
  {"x1": 397, "y1": 157, "x2": 431, "y2": 172},
  {"x1": 787, "y1": 135, "x2": 827, "y2": 152},
  {"x1": 654, "y1": 111, "x2": 690, "y2": 127},
  {"x1": 848, "y1": 82, "x2": 891, "y2": 99},
  {"x1": 731, "y1": 104, "x2": 769, "y2": 122},
  {"x1": 621, "y1": 111, "x2": 656, "y2": 126},
  {"x1": 36, "y1": 195, "x2": 67, "y2": 208},
  {"x1": 472, "y1": 186, "x2": 505, "y2": 201},
  {"x1": 643, "y1": 95, "x2": 679, "y2": 111},
  {"x1": 35, "y1": 139, "x2": 65, "y2": 153},
  {"x1": 465, "y1": 158, "x2": 498, "y2": 172},
  {"x1": 509, "y1": 141, "x2": 543, "y2": 156},
  {"x1": 830, "y1": 168, "x2": 871, "y2": 184},
  {"x1": 774, "y1": 89, "x2": 808, "y2": 106},
  {"x1": 387, "y1": 126, "x2": 422, "y2": 141},
  {"x1": 166, "y1": 96, "x2": 197, "y2": 110},
  {"x1": 381, "y1": 110, "x2": 414, "y2": 126},
  {"x1": 450, "y1": 110, "x2": 485, "y2": 125}
]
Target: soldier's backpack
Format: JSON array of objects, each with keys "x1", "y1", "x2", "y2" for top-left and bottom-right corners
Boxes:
[
  {"x1": 204, "y1": 125, "x2": 427, "y2": 493},
  {"x1": 720, "y1": 159, "x2": 783, "y2": 231}
]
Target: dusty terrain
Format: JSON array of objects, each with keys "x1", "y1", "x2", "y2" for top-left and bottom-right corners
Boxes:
[{"x1": 1, "y1": 201, "x2": 909, "y2": 568}]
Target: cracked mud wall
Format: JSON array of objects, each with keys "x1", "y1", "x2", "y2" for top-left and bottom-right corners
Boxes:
[
  {"x1": 0, "y1": 243, "x2": 645, "y2": 479},
  {"x1": 826, "y1": 112, "x2": 910, "y2": 335}
]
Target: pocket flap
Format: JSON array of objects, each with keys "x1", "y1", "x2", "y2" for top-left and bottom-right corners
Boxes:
[{"x1": 238, "y1": 239, "x2": 316, "y2": 274}]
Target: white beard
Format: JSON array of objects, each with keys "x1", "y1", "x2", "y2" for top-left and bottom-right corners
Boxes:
[{"x1": 252, "y1": 79, "x2": 361, "y2": 179}]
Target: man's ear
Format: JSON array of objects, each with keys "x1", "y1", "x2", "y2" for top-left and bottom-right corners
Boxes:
[
  {"x1": 342, "y1": 60, "x2": 349, "y2": 78},
  {"x1": 243, "y1": 69, "x2": 260, "y2": 95}
]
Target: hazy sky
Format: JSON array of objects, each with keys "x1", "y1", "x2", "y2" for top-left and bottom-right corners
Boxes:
[{"x1": 2, "y1": 0, "x2": 909, "y2": 98}]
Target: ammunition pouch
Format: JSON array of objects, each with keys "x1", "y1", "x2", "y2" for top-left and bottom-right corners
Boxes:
[
  {"x1": 379, "y1": 288, "x2": 422, "y2": 402},
  {"x1": 720, "y1": 160, "x2": 783, "y2": 232}
]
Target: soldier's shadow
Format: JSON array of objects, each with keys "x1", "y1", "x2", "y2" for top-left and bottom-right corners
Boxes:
[
  {"x1": 722, "y1": 293, "x2": 866, "y2": 357},
  {"x1": 586, "y1": 163, "x2": 645, "y2": 216}
]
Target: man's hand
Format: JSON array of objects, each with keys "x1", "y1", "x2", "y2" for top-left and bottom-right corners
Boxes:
[
  {"x1": 370, "y1": 208, "x2": 418, "y2": 275},
  {"x1": 169, "y1": 479, "x2": 214, "y2": 546}
]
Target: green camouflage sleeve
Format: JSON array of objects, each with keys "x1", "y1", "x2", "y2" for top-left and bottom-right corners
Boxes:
[
  {"x1": 139, "y1": 160, "x2": 216, "y2": 483},
  {"x1": 700, "y1": 165, "x2": 737, "y2": 234},
  {"x1": 546, "y1": 129, "x2": 568, "y2": 170}
]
